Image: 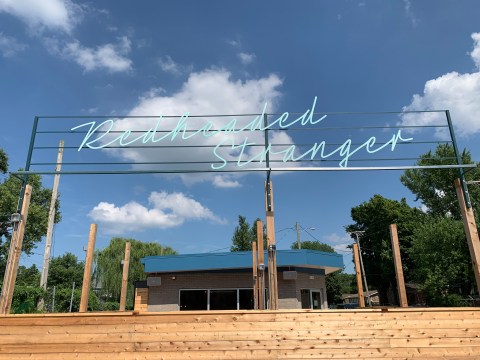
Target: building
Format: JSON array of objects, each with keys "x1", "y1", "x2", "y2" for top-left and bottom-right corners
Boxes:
[
  {"x1": 341, "y1": 290, "x2": 380, "y2": 307},
  {"x1": 137, "y1": 249, "x2": 343, "y2": 312}
]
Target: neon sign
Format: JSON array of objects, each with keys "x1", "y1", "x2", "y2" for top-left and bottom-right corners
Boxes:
[{"x1": 71, "y1": 97, "x2": 413, "y2": 169}]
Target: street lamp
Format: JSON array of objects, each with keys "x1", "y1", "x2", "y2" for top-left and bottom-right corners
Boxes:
[{"x1": 350, "y1": 230, "x2": 371, "y2": 307}]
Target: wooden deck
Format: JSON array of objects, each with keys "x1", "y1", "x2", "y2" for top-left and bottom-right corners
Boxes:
[{"x1": 1, "y1": 308, "x2": 480, "y2": 359}]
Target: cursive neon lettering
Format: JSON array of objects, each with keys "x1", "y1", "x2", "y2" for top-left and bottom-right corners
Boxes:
[{"x1": 70, "y1": 98, "x2": 414, "y2": 169}]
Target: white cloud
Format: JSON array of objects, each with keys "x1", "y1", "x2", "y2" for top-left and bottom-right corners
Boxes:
[
  {"x1": 0, "y1": 32, "x2": 27, "y2": 57},
  {"x1": 324, "y1": 233, "x2": 352, "y2": 254},
  {"x1": 227, "y1": 39, "x2": 241, "y2": 48},
  {"x1": 212, "y1": 175, "x2": 242, "y2": 188},
  {"x1": 158, "y1": 55, "x2": 192, "y2": 75},
  {"x1": 89, "y1": 191, "x2": 224, "y2": 234},
  {"x1": 402, "y1": 0, "x2": 419, "y2": 27},
  {"x1": 400, "y1": 32, "x2": 480, "y2": 137},
  {"x1": 0, "y1": 0, "x2": 82, "y2": 33},
  {"x1": 50, "y1": 36, "x2": 133, "y2": 73},
  {"x1": 238, "y1": 52, "x2": 256, "y2": 65},
  {"x1": 92, "y1": 68, "x2": 286, "y2": 187},
  {"x1": 471, "y1": 32, "x2": 480, "y2": 70}
]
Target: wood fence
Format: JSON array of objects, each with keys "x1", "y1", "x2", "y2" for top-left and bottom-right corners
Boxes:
[{"x1": 1, "y1": 308, "x2": 480, "y2": 359}]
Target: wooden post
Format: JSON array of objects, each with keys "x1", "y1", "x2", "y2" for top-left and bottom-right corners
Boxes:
[
  {"x1": 455, "y1": 178, "x2": 480, "y2": 294},
  {"x1": 353, "y1": 242, "x2": 365, "y2": 308},
  {"x1": 389, "y1": 224, "x2": 408, "y2": 308},
  {"x1": 252, "y1": 240, "x2": 259, "y2": 310},
  {"x1": 40, "y1": 140, "x2": 64, "y2": 291},
  {"x1": 265, "y1": 180, "x2": 278, "y2": 310},
  {"x1": 79, "y1": 224, "x2": 97, "y2": 313},
  {"x1": 119, "y1": 241, "x2": 131, "y2": 311},
  {"x1": 257, "y1": 220, "x2": 265, "y2": 310},
  {"x1": 0, "y1": 185, "x2": 32, "y2": 315}
]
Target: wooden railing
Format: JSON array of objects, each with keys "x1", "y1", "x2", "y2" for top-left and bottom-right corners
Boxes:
[{"x1": 1, "y1": 308, "x2": 479, "y2": 359}]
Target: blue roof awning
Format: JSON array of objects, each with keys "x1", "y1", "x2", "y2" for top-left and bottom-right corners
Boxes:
[{"x1": 141, "y1": 249, "x2": 343, "y2": 275}]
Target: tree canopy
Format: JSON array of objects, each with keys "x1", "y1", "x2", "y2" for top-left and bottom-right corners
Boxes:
[
  {"x1": 0, "y1": 148, "x2": 7, "y2": 174},
  {"x1": 400, "y1": 144, "x2": 480, "y2": 218},
  {"x1": 346, "y1": 195, "x2": 424, "y2": 305},
  {"x1": 410, "y1": 217, "x2": 474, "y2": 306},
  {"x1": 95, "y1": 237, "x2": 176, "y2": 309},
  {"x1": 230, "y1": 216, "x2": 266, "y2": 252},
  {"x1": 290, "y1": 240, "x2": 335, "y2": 252},
  {"x1": 0, "y1": 148, "x2": 61, "y2": 278}
]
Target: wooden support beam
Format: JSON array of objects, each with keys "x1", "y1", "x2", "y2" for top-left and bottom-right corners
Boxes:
[
  {"x1": 257, "y1": 220, "x2": 265, "y2": 310},
  {"x1": 265, "y1": 180, "x2": 278, "y2": 310},
  {"x1": 455, "y1": 178, "x2": 480, "y2": 294},
  {"x1": 252, "y1": 240, "x2": 259, "y2": 310},
  {"x1": 389, "y1": 224, "x2": 408, "y2": 308},
  {"x1": 353, "y1": 242, "x2": 365, "y2": 308},
  {"x1": 0, "y1": 185, "x2": 32, "y2": 315},
  {"x1": 79, "y1": 224, "x2": 97, "y2": 313},
  {"x1": 119, "y1": 241, "x2": 131, "y2": 312}
]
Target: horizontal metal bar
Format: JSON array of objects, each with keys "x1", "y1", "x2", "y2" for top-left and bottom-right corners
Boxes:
[
  {"x1": 35, "y1": 124, "x2": 448, "y2": 135},
  {"x1": 36, "y1": 110, "x2": 447, "y2": 119},
  {"x1": 10, "y1": 164, "x2": 477, "y2": 176},
  {"x1": 30, "y1": 157, "x2": 459, "y2": 167},
  {"x1": 31, "y1": 140, "x2": 451, "y2": 150}
]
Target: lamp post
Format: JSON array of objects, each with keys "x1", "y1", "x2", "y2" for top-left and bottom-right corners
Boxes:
[{"x1": 350, "y1": 231, "x2": 371, "y2": 307}]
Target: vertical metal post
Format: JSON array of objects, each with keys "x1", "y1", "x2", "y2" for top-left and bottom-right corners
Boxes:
[
  {"x1": 446, "y1": 110, "x2": 471, "y2": 208},
  {"x1": 263, "y1": 113, "x2": 270, "y2": 169},
  {"x1": 16, "y1": 116, "x2": 39, "y2": 212},
  {"x1": 52, "y1": 286, "x2": 56, "y2": 313},
  {"x1": 353, "y1": 231, "x2": 371, "y2": 306},
  {"x1": 69, "y1": 282, "x2": 75, "y2": 312}
]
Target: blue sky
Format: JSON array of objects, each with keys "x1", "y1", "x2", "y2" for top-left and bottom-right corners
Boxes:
[{"x1": 1, "y1": 0, "x2": 480, "y2": 274}]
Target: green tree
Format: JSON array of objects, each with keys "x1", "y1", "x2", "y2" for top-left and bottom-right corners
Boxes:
[
  {"x1": 16, "y1": 264, "x2": 41, "y2": 286},
  {"x1": 230, "y1": 216, "x2": 267, "y2": 252},
  {"x1": 95, "y1": 238, "x2": 176, "y2": 309},
  {"x1": 290, "y1": 240, "x2": 335, "y2": 252},
  {"x1": 9, "y1": 264, "x2": 44, "y2": 314},
  {"x1": 410, "y1": 217, "x2": 474, "y2": 306},
  {"x1": 0, "y1": 148, "x2": 7, "y2": 174},
  {"x1": 346, "y1": 195, "x2": 424, "y2": 305},
  {"x1": 0, "y1": 165, "x2": 61, "y2": 278},
  {"x1": 231, "y1": 215, "x2": 253, "y2": 252},
  {"x1": 48, "y1": 253, "x2": 85, "y2": 288},
  {"x1": 400, "y1": 144, "x2": 480, "y2": 219}
]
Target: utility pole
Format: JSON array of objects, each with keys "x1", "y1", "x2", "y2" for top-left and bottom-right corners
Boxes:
[
  {"x1": 38, "y1": 141, "x2": 63, "y2": 311},
  {"x1": 40, "y1": 140, "x2": 63, "y2": 290},
  {"x1": 296, "y1": 222, "x2": 301, "y2": 249},
  {"x1": 351, "y1": 231, "x2": 371, "y2": 307}
]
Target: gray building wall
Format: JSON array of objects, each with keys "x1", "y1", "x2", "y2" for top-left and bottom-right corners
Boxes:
[{"x1": 147, "y1": 270, "x2": 327, "y2": 312}]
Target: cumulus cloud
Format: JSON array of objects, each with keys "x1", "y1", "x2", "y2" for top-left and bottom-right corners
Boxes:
[
  {"x1": 0, "y1": 0, "x2": 82, "y2": 33},
  {"x1": 400, "y1": 32, "x2": 480, "y2": 137},
  {"x1": 89, "y1": 191, "x2": 224, "y2": 234},
  {"x1": 0, "y1": 32, "x2": 27, "y2": 57},
  {"x1": 238, "y1": 52, "x2": 256, "y2": 65},
  {"x1": 47, "y1": 36, "x2": 133, "y2": 73},
  {"x1": 85, "y1": 68, "x2": 288, "y2": 187}
]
